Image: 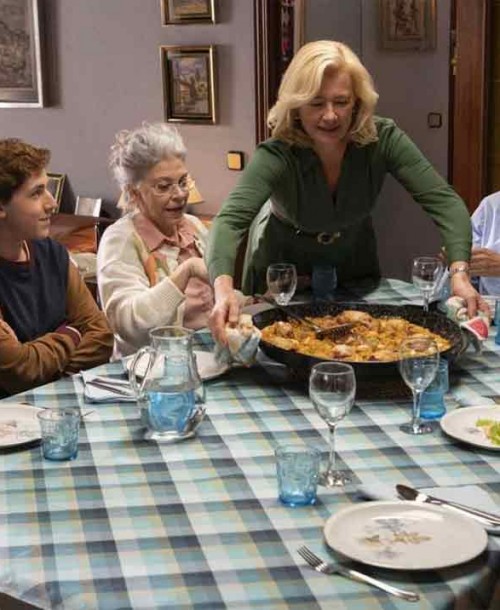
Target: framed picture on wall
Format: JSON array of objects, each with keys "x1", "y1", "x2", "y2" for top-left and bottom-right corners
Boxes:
[
  {"x1": 378, "y1": 0, "x2": 436, "y2": 51},
  {"x1": 0, "y1": 0, "x2": 45, "y2": 107},
  {"x1": 160, "y1": 45, "x2": 217, "y2": 124},
  {"x1": 161, "y1": 0, "x2": 216, "y2": 25},
  {"x1": 46, "y1": 173, "x2": 65, "y2": 212}
]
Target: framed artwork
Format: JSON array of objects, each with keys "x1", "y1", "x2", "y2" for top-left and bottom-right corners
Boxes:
[
  {"x1": 160, "y1": 45, "x2": 217, "y2": 124},
  {"x1": 46, "y1": 173, "x2": 65, "y2": 212},
  {"x1": 0, "y1": 0, "x2": 45, "y2": 107},
  {"x1": 378, "y1": 0, "x2": 436, "y2": 51},
  {"x1": 74, "y1": 196, "x2": 102, "y2": 218},
  {"x1": 161, "y1": 0, "x2": 216, "y2": 25}
]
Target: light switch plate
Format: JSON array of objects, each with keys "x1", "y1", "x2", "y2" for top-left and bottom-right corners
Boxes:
[{"x1": 227, "y1": 150, "x2": 244, "y2": 171}]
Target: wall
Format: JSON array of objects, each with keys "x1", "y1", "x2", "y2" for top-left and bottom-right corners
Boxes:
[
  {"x1": 0, "y1": 0, "x2": 255, "y2": 216},
  {"x1": 362, "y1": 0, "x2": 452, "y2": 279}
]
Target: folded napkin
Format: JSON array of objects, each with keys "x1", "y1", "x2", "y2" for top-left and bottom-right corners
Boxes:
[
  {"x1": 80, "y1": 371, "x2": 135, "y2": 403},
  {"x1": 442, "y1": 296, "x2": 490, "y2": 351},
  {"x1": 357, "y1": 482, "x2": 500, "y2": 536},
  {"x1": 215, "y1": 314, "x2": 261, "y2": 367}
]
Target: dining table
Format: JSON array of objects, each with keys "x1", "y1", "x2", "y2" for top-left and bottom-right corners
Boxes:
[{"x1": 0, "y1": 279, "x2": 499, "y2": 610}]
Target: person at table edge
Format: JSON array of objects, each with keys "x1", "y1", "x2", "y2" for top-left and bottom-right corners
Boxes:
[
  {"x1": 206, "y1": 40, "x2": 486, "y2": 343},
  {"x1": 0, "y1": 138, "x2": 113, "y2": 397},
  {"x1": 97, "y1": 122, "x2": 217, "y2": 358},
  {"x1": 470, "y1": 191, "x2": 500, "y2": 296}
]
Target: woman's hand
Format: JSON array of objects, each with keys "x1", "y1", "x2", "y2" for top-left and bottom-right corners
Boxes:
[
  {"x1": 208, "y1": 275, "x2": 241, "y2": 345},
  {"x1": 450, "y1": 271, "x2": 490, "y2": 318},
  {"x1": 171, "y1": 257, "x2": 209, "y2": 292}
]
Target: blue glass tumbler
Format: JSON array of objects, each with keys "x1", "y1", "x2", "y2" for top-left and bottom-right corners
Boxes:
[
  {"x1": 276, "y1": 444, "x2": 321, "y2": 507},
  {"x1": 495, "y1": 302, "x2": 500, "y2": 345},
  {"x1": 420, "y1": 359, "x2": 449, "y2": 420}
]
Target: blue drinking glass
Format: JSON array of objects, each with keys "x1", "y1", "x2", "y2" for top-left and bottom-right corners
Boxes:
[
  {"x1": 420, "y1": 359, "x2": 449, "y2": 420},
  {"x1": 312, "y1": 265, "x2": 337, "y2": 300},
  {"x1": 495, "y1": 302, "x2": 500, "y2": 345},
  {"x1": 37, "y1": 408, "x2": 81, "y2": 461},
  {"x1": 275, "y1": 444, "x2": 321, "y2": 506}
]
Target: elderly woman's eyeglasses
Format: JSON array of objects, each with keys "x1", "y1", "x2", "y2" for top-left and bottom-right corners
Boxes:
[{"x1": 146, "y1": 176, "x2": 195, "y2": 198}]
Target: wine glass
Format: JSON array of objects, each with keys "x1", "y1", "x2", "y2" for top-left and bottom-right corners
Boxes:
[
  {"x1": 399, "y1": 337, "x2": 440, "y2": 435},
  {"x1": 309, "y1": 362, "x2": 356, "y2": 487},
  {"x1": 266, "y1": 263, "x2": 297, "y2": 305},
  {"x1": 412, "y1": 256, "x2": 443, "y2": 313}
]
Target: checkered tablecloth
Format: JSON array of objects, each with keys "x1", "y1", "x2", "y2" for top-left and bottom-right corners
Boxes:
[{"x1": 0, "y1": 280, "x2": 499, "y2": 610}]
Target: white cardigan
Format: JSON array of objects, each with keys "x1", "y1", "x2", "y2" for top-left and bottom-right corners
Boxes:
[{"x1": 97, "y1": 213, "x2": 209, "y2": 358}]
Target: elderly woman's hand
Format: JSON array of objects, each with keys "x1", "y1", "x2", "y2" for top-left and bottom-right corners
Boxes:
[
  {"x1": 171, "y1": 257, "x2": 209, "y2": 293},
  {"x1": 208, "y1": 275, "x2": 241, "y2": 345},
  {"x1": 450, "y1": 271, "x2": 490, "y2": 318}
]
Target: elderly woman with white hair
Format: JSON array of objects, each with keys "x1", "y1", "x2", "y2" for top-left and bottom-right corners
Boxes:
[{"x1": 97, "y1": 122, "x2": 213, "y2": 358}]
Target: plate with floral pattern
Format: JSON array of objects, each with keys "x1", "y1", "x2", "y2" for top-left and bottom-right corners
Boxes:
[{"x1": 323, "y1": 501, "x2": 487, "y2": 570}]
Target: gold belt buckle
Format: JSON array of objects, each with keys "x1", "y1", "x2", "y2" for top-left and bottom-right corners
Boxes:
[{"x1": 317, "y1": 231, "x2": 340, "y2": 245}]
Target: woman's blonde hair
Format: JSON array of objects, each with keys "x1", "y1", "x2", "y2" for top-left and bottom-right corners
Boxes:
[{"x1": 268, "y1": 40, "x2": 379, "y2": 147}]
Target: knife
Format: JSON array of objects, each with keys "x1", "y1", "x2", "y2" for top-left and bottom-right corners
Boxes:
[
  {"x1": 86, "y1": 379, "x2": 134, "y2": 398},
  {"x1": 396, "y1": 484, "x2": 500, "y2": 527}
]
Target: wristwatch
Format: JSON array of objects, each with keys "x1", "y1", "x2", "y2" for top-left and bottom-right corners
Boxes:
[{"x1": 449, "y1": 263, "x2": 469, "y2": 277}]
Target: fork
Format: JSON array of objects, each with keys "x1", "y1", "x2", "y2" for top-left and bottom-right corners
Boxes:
[{"x1": 297, "y1": 546, "x2": 419, "y2": 602}]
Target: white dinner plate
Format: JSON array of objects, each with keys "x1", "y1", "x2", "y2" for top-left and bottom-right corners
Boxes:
[
  {"x1": 440, "y1": 406, "x2": 500, "y2": 451},
  {"x1": 323, "y1": 501, "x2": 487, "y2": 570},
  {"x1": 0, "y1": 403, "x2": 42, "y2": 448},
  {"x1": 125, "y1": 350, "x2": 229, "y2": 382}
]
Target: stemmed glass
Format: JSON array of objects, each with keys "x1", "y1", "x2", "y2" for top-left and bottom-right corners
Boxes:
[
  {"x1": 399, "y1": 337, "x2": 440, "y2": 435},
  {"x1": 309, "y1": 362, "x2": 356, "y2": 487},
  {"x1": 412, "y1": 256, "x2": 443, "y2": 313},
  {"x1": 266, "y1": 263, "x2": 298, "y2": 305}
]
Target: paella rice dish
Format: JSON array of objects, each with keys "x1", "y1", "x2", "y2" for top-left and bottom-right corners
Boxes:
[{"x1": 260, "y1": 310, "x2": 451, "y2": 362}]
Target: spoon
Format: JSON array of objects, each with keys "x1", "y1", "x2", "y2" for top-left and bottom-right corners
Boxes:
[{"x1": 255, "y1": 294, "x2": 355, "y2": 340}]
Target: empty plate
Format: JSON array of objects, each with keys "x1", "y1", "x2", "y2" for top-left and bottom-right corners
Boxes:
[
  {"x1": 0, "y1": 403, "x2": 43, "y2": 448},
  {"x1": 323, "y1": 501, "x2": 487, "y2": 570}
]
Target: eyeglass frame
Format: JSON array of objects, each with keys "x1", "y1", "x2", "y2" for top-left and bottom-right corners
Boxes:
[{"x1": 140, "y1": 175, "x2": 195, "y2": 198}]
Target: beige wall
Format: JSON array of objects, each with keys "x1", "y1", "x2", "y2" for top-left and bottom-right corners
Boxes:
[
  {"x1": 0, "y1": 0, "x2": 255, "y2": 217},
  {"x1": 0, "y1": 0, "x2": 456, "y2": 280}
]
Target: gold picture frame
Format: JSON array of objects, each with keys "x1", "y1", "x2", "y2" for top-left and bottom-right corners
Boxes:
[
  {"x1": 161, "y1": 0, "x2": 216, "y2": 25},
  {"x1": 0, "y1": 0, "x2": 45, "y2": 107},
  {"x1": 378, "y1": 0, "x2": 436, "y2": 51},
  {"x1": 160, "y1": 45, "x2": 217, "y2": 124},
  {"x1": 47, "y1": 173, "x2": 65, "y2": 212}
]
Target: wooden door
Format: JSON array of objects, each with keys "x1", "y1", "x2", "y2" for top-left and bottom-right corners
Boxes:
[{"x1": 449, "y1": 0, "x2": 491, "y2": 212}]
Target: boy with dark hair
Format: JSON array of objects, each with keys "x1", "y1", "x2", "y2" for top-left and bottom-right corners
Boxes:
[{"x1": 0, "y1": 138, "x2": 113, "y2": 396}]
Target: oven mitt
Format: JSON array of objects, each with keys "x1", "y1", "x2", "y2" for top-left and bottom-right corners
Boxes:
[
  {"x1": 443, "y1": 296, "x2": 490, "y2": 350},
  {"x1": 215, "y1": 314, "x2": 261, "y2": 367}
]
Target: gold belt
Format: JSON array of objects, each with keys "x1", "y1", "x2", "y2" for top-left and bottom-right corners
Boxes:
[{"x1": 270, "y1": 204, "x2": 341, "y2": 245}]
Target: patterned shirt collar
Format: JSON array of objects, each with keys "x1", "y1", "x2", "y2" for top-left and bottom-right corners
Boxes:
[{"x1": 132, "y1": 212, "x2": 196, "y2": 252}]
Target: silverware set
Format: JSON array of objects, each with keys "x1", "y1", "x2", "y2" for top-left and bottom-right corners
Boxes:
[
  {"x1": 396, "y1": 484, "x2": 500, "y2": 529},
  {"x1": 297, "y1": 483, "x2": 500, "y2": 601},
  {"x1": 85, "y1": 376, "x2": 134, "y2": 397}
]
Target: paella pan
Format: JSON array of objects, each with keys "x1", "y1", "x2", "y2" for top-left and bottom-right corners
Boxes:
[{"x1": 252, "y1": 301, "x2": 465, "y2": 379}]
